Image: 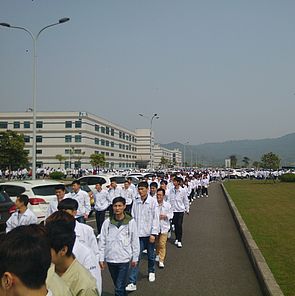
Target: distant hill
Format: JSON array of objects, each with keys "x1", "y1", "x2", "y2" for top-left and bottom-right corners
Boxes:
[{"x1": 161, "y1": 133, "x2": 295, "y2": 166}]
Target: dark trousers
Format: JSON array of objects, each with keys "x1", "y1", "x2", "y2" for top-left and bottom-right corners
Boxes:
[
  {"x1": 128, "y1": 237, "x2": 155, "y2": 284},
  {"x1": 108, "y1": 262, "x2": 129, "y2": 296},
  {"x1": 196, "y1": 186, "x2": 202, "y2": 197},
  {"x1": 95, "y1": 210, "x2": 106, "y2": 234},
  {"x1": 76, "y1": 216, "x2": 86, "y2": 224},
  {"x1": 202, "y1": 187, "x2": 208, "y2": 196},
  {"x1": 125, "y1": 203, "x2": 132, "y2": 214},
  {"x1": 173, "y1": 212, "x2": 184, "y2": 242}
]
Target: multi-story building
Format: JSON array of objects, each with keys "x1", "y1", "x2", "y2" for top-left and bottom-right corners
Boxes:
[
  {"x1": 153, "y1": 144, "x2": 182, "y2": 168},
  {"x1": 0, "y1": 111, "x2": 182, "y2": 170}
]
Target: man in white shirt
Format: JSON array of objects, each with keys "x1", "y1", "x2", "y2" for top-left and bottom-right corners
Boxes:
[
  {"x1": 98, "y1": 197, "x2": 139, "y2": 296},
  {"x1": 6, "y1": 195, "x2": 38, "y2": 233},
  {"x1": 121, "y1": 180, "x2": 134, "y2": 213},
  {"x1": 126, "y1": 181, "x2": 159, "y2": 292},
  {"x1": 66, "y1": 180, "x2": 91, "y2": 223},
  {"x1": 46, "y1": 184, "x2": 66, "y2": 219},
  {"x1": 93, "y1": 182, "x2": 109, "y2": 237},
  {"x1": 167, "y1": 177, "x2": 190, "y2": 248},
  {"x1": 107, "y1": 180, "x2": 123, "y2": 216}
]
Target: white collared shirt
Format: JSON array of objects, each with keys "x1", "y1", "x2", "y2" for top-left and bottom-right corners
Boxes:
[
  {"x1": 131, "y1": 195, "x2": 159, "y2": 237},
  {"x1": 107, "y1": 186, "x2": 124, "y2": 204},
  {"x1": 94, "y1": 189, "x2": 109, "y2": 211},
  {"x1": 168, "y1": 187, "x2": 190, "y2": 213},
  {"x1": 6, "y1": 208, "x2": 38, "y2": 233},
  {"x1": 66, "y1": 189, "x2": 91, "y2": 217},
  {"x1": 158, "y1": 200, "x2": 174, "y2": 234},
  {"x1": 121, "y1": 187, "x2": 134, "y2": 205}
]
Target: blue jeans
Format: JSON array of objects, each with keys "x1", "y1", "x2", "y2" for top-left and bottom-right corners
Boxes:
[
  {"x1": 107, "y1": 262, "x2": 129, "y2": 296},
  {"x1": 128, "y1": 236, "x2": 155, "y2": 284}
]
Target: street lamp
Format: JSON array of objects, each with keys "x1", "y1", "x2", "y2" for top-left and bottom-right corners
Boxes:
[
  {"x1": 183, "y1": 141, "x2": 189, "y2": 169},
  {"x1": 1, "y1": 18, "x2": 70, "y2": 179},
  {"x1": 139, "y1": 113, "x2": 159, "y2": 170}
]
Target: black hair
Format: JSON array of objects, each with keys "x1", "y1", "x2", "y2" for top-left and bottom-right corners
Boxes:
[
  {"x1": 112, "y1": 196, "x2": 126, "y2": 205},
  {"x1": 160, "y1": 180, "x2": 168, "y2": 185},
  {"x1": 157, "y1": 188, "x2": 165, "y2": 196},
  {"x1": 138, "y1": 181, "x2": 148, "y2": 188},
  {"x1": 57, "y1": 198, "x2": 78, "y2": 211},
  {"x1": 174, "y1": 176, "x2": 182, "y2": 183},
  {"x1": 150, "y1": 182, "x2": 158, "y2": 189},
  {"x1": 127, "y1": 177, "x2": 132, "y2": 181},
  {"x1": 0, "y1": 225, "x2": 51, "y2": 289},
  {"x1": 17, "y1": 194, "x2": 29, "y2": 206},
  {"x1": 71, "y1": 180, "x2": 80, "y2": 186},
  {"x1": 45, "y1": 211, "x2": 76, "y2": 256},
  {"x1": 55, "y1": 184, "x2": 66, "y2": 191}
]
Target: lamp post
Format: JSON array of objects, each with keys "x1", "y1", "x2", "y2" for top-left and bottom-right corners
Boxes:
[
  {"x1": 183, "y1": 141, "x2": 189, "y2": 169},
  {"x1": 1, "y1": 17, "x2": 70, "y2": 180},
  {"x1": 139, "y1": 113, "x2": 159, "y2": 170}
]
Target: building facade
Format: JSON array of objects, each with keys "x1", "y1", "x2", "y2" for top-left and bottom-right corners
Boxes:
[
  {"x1": 153, "y1": 144, "x2": 182, "y2": 169},
  {"x1": 0, "y1": 111, "x2": 182, "y2": 170}
]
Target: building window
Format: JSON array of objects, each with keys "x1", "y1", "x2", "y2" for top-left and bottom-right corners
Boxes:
[
  {"x1": 111, "y1": 142, "x2": 114, "y2": 148},
  {"x1": 106, "y1": 152, "x2": 109, "y2": 156},
  {"x1": 36, "y1": 121, "x2": 43, "y2": 128},
  {"x1": 36, "y1": 149, "x2": 42, "y2": 154},
  {"x1": 24, "y1": 135, "x2": 30, "y2": 143},
  {"x1": 95, "y1": 138, "x2": 99, "y2": 145},
  {"x1": 65, "y1": 121, "x2": 72, "y2": 128},
  {"x1": 101, "y1": 139, "x2": 105, "y2": 146},
  {"x1": 65, "y1": 135, "x2": 72, "y2": 143},
  {"x1": 13, "y1": 121, "x2": 20, "y2": 129},
  {"x1": 101, "y1": 151, "x2": 105, "y2": 155},
  {"x1": 24, "y1": 121, "x2": 30, "y2": 129},
  {"x1": 75, "y1": 121, "x2": 82, "y2": 128},
  {"x1": 119, "y1": 131, "x2": 122, "y2": 138},
  {"x1": 95, "y1": 124, "x2": 99, "y2": 132},
  {"x1": 74, "y1": 161, "x2": 81, "y2": 169},
  {"x1": 95, "y1": 150, "x2": 100, "y2": 154},
  {"x1": 106, "y1": 127, "x2": 110, "y2": 134},
  {"x1": 75, "y1": 135, "x2": 82, "y2": 142},
  {"x1": 111, "y1": 153, "x2": 114, "y2": 157},
  {"x1": 65, "y1": 149, "x2": 70, "y2": 154},
  {"x1": 36, "y1": 136, "x2": 43, "y2": 143},
  {"x1": 111, "y1": 128, "x2": 115, "y2": 136},
  {"x1": 101, "y1": 126, "x2": 105, "y2": 134},
  {"x1": 75, "y1": 149, "x2": 82, "y2": 154},
  {"x1": 106, "y1": 140, "x2": 109, "y2": 147},
  {"x1": 0, "y1": 122, "x2": 8, "y2": 129}
]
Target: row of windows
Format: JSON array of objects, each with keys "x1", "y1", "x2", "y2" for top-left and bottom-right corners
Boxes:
[
  {"x1": 65, "y1": 135, "x2": 82, "y2": 143},
  {"x1": 118, "y1": 154, "x2": 136, "y2": 159},
  {"x1": 0, "y1": 121, "x2": 42, "y2": 129}
]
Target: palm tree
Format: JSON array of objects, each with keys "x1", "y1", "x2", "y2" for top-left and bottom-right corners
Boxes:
[
  {"x1": 229, "y1": 155, "x2": 237, "y2": 168},
  {"x1": 55, "y1": 154, "x2": 66, "y2": 168},
  {"x1": 242, "y1": 157, "x2": 250, "y2": 168}
]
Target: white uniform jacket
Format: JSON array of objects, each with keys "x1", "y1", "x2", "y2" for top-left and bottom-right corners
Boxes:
[
  {"x1": 158, "y1": 200, "x2": 174, "y2": 234},
  {"x1": 107, "y1": 187, "x2": 123, "y2": 204},
  {"x1": 94, "y1": 189, "x2": 109, "y2": 211},
  {"x1": 75, "y1": 221, "x2": 99, "y2": 263},
  {"x1": 131, "y1": 195, "x2": 160, "y2": 237},
  {"x1": 73, "y1": 240, "x2": 102, "y2": 295},
  {"x1": 6, "y1": 208, "x2": 38, "y2": 233},
  {"x1": 168, "y1": 187, "x2": 190, "y2": 213},
  {"x1": 121, "y1": 187, "x2": 134, "y2": 205},
  {"x1": 67, "y1": 189, "x2": 91, "y2": 218},
  {"x1": 98, "y1": 216, "x2": 140, "y2": 264}
]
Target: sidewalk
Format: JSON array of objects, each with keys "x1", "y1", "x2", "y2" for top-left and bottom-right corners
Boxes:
[{"x1": 101, "y1": 182, "x2": 263, "y2": 296}]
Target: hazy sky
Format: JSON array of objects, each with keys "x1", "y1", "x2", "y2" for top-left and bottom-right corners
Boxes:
[{"x1": 1, "y1": 0, "x2": 295, "y2": 145}]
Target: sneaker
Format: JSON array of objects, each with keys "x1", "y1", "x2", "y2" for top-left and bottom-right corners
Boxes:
[
  {"x1": 155, "y1": 255, "x2": 159, "y2": 262},
  {"x1": 126, "y1": 283, "x2": 137, "y2": 291},
  {"x1": 171, "y1": 224, "x2": 175, "y2": 231},
  {"x1": 148, "y1": 272, "x2": 155, "y2": 282},
  {"x1": 177, "y1": 242, "x2": 182, "y2": 248},
  {"x1": 96, "y1": 234, "x2": 100, "y2": 239},
  {"x1": 159, "y1": 261, "x2": 164, "y2": 268},
  {"x1": 174, "y1": 239, "x2": 178, "y2": 245},
  {"x1": 142, "y1": 249, "x2": 148, "y2": 254}
]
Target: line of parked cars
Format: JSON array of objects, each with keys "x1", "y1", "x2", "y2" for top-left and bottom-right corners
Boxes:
[{"x1": 0, "y1": 173, "x2": 142, "y2": 231}]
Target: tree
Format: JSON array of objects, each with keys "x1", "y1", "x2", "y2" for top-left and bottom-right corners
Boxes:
[
  {"x1": 90, "y1": 153, "x2": 105, "y2": 171},
  {"x1": 252, "y1": 161, "x2": 260, "y2": 169},
  {"x1": 0, "y1": 130, "x2": 29, "y2": 170},
  {"x1": 229, "y1": 155, "x2": 237, "y2": 168},
  {"x1": 242, "y1": 156, "x2": 250, "y2": 168},
  {"x1": 160, "y1": 157, "x2": 169, "y2": 168},
  {"x1": 260, "y1": 152, "x2": 280, "y2": 170},
  {"x1": 55, "y1": 154, "x2": 66, "y2": 167}
]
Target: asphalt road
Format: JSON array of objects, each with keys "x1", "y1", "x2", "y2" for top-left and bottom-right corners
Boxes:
[{"x1": 88, "y1": 183, "x2": 263, "y2": 296}]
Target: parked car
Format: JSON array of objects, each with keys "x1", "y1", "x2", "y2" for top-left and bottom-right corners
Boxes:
[
  {"x1": 0, "y1": 180, "x2": 64, "y2": 222},
  {"x1": 0, "y1": 191, "x2": 16, "y2": 232}
]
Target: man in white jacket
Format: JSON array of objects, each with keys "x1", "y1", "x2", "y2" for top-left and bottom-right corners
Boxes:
[{"x1": 98, "y1": 197, "x2": 139, "y2": 296}]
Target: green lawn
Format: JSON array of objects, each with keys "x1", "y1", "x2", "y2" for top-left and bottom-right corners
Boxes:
[{"x1": 224, "y1": 180, "x2": 295, "y2": 296}]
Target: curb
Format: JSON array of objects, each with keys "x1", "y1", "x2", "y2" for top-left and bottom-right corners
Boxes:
[{"x1": 220, "y1": 183, "x2": 284, "y2": 296}]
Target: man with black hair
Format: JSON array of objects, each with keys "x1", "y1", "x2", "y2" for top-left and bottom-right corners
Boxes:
[
  {"x1": 6, "y1": 194, "x2": 38, "y2": 233},
  {"x1": 57, "y1": 198, "x2": 99, "y2": 263},
  {"x1": 66, "y1": 180, "x2": 91, "y2": 223},
  {"x1": 46, "y1": 184, "x2": 67, "y2": 218},
  {"x1": 98, "y1": 197, "x2": 139, "y2": 296},
  {"x1": 149, "y1": 182, "x2": 158, "y2": 198},
  {"x1": 0, "y1": 225, "x2": 52, "y2": 296},
  {"x1": 126, "y1": 181, "x2": 159, "y2": 292},
  {"x1": 45, "y1": 211, "x2": 99, "y2": 296}
]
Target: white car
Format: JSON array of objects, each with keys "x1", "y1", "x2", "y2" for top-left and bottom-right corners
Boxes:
[
  {"x1": 0, "y1": 180, "x2": 64, "y2": 222},
  {"x1": 78, "y1": 174, "x2": 128, "y2": 192}
]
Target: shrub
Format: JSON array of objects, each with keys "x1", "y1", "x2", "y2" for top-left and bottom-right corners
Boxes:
[
  {"x1": 49, "y1": 171, "x2": 64, "y2": 180},
  {"x1": 279, "y1": 173, "x2": 295, "y2": 182}
]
